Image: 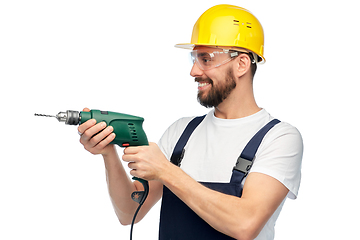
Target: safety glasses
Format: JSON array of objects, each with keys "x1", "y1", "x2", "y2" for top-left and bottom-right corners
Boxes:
[{"x1": 190, "y1": 49, "x2": 243, "y2": 71}]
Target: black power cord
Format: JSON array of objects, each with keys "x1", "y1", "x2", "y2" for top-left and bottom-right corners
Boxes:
[
  {"x1": 130, "y1": 178, "x2": 149, "y2": 240},
  {"x1": 130, "y1": 203, "x2": 142, "y2": 240}
]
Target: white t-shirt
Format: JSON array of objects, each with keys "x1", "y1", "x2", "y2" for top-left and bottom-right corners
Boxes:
[{"x1": 158, "y1": 109, "x2": 303, "y2": 240}]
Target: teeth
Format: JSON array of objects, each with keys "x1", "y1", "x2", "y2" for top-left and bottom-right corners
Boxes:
[{"x1": 198, "y1": 82, "x2": 210, "y2": 87}]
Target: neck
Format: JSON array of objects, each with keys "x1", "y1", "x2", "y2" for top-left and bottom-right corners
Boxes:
[{"x1": 214, "y1": 82, "x2": 261, "y2": 119}]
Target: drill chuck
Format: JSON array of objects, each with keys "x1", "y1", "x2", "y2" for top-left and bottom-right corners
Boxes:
[{"x1": 56, "y1": 110, "x2": 81, "y2": 125}]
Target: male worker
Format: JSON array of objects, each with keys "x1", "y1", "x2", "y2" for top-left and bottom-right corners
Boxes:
[{"x1": 78, "y1": 4, "x2": 303, "y2": 240}]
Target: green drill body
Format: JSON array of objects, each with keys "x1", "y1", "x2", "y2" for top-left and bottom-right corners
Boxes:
[{"x1": 80, "y1": 110, "x2": 149, "y2": 147}]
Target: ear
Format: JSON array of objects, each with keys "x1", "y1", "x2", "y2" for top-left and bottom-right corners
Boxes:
[{"x1": 233, "y1": 53, "x2": 252, "y2": 79}]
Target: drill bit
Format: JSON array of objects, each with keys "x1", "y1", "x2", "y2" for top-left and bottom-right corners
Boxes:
[
  {"x1": 34, "y1": 113, "x2": 55, "y2": 118},
  {"x1": 34, "y1": 111, "x2": 80, "y2": 125}
]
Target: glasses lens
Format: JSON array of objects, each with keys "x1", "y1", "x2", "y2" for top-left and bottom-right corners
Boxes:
[
  {"x1": 190, "y1": 50, "x2": 238, "y2": 70},
  {"x1": 190, "y1": 52, "x2": 196, "y2": 64}
]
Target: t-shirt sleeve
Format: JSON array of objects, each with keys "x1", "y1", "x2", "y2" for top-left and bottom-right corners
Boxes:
[{"x1": 250, "y1": 122, "x2": 303, "y2": 199}]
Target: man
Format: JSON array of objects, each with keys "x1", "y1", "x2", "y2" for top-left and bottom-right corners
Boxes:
[{"x1": 78, "y1": 4, "x2": 303, "y2": 240}]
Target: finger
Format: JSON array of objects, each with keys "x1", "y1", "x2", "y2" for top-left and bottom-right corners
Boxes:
[
  {"x1": 128, "y1": 162, "x2": 136, "y2": 169},
  {"x1": 78, "y1": 119, "x2": 96, "y2": 134},
  {"x1": 128, "y1": 162, "x2": 140, "y2": 176},
  {"x1": 94, "y1": 132, "x2": 116, "y2": 150},
  {"x1": 123, "y1": 146, "x2": 140, "y2": 155},
  {"x1": 122, "y1": 153, "x2": 132, "y2": 162},
  {"x1": 82, "y1": 107, "x2": 90, "y2": 112},
  {"x1": 81, "y1": 121, "x2": 107, "y2": 142},
  {"x1": 122, "y1": 152, "x2": 139, "y2": 162},
  {"x1": 129, "y1": 169, "x2": 136, "y2": 177},
  {"x1": 89, "y1": 126, "x2": 114, "y2": 147}
]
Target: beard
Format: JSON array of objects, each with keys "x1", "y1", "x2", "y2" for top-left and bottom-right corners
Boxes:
[{"x1": 196, "y1": 69, "x2": 237, "y2": 108}]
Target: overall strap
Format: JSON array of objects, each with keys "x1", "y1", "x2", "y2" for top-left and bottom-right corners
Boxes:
[
  {"x1": 170, "y1": 115, "x2": 206, "y2": 166},
  {"x1": 233, "y1": 119, "x2": 281, "y2": 177}
]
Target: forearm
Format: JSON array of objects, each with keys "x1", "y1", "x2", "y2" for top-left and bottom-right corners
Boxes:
[{"x1": 102, "y1": 146, "x2": 140, "y2": 225}]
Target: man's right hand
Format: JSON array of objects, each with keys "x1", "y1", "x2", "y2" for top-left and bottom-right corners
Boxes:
[{"x1": 77, "y1": 108, "x2": 116, "y2": 156}]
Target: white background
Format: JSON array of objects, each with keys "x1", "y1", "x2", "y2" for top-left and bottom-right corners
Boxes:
[{"x1": 1, "y1": 0, "x2": 359, "y2": 239}]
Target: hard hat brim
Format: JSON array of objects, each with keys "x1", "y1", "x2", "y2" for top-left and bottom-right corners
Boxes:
[{"x1": 174, "y1": 43, "x2": 195, "y2": 50}]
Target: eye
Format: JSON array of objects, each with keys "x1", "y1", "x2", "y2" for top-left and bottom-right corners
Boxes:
[
  {"x1": 198, "y1": 53, "x2": 213, "y2": 65},
  {"x1": 202, "y1": 58, "x2": 211, "y2": 63}
]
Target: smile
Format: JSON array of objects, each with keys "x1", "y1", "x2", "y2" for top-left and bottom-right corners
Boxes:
[{"x1": 198, "y1": 82, "x2": 210, "y2": 90}]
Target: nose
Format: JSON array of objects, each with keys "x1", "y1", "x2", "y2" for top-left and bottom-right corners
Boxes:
[{"x1": 190, "y1": 62, "x2": 204, "y2": 77}]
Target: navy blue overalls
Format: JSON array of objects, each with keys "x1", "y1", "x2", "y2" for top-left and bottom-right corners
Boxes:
[{"x1": 159, "y1": 116, "x2": 280, "y2": 240}]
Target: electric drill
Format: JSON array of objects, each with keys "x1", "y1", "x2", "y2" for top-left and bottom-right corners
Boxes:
[
  {"x1": 35, "y1": 109, "x2": 149, "y2": 147},
  {"x1": 35, "y1": 109, "x2": 150, "y2": 235}
]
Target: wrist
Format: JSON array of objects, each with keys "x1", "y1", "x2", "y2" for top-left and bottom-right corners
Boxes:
[
  {"x1": 102, "y1": 145, "x2": 120, "y2": 169},
  {"x1": 158, "y1": 161, "x2": 183, "y2": 186},
  {"x1": 101, "y1": 144, "x2": 116, "y2": 158}
]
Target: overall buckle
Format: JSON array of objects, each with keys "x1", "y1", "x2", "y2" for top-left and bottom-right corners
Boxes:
[{"x1": 233, "y1": 157, "x2": 253, "y2": 176}]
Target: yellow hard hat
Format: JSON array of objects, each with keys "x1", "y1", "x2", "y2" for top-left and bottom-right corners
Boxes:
[{"x1": 175, "y1": 4, "x2": 265, "y2": 63}]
